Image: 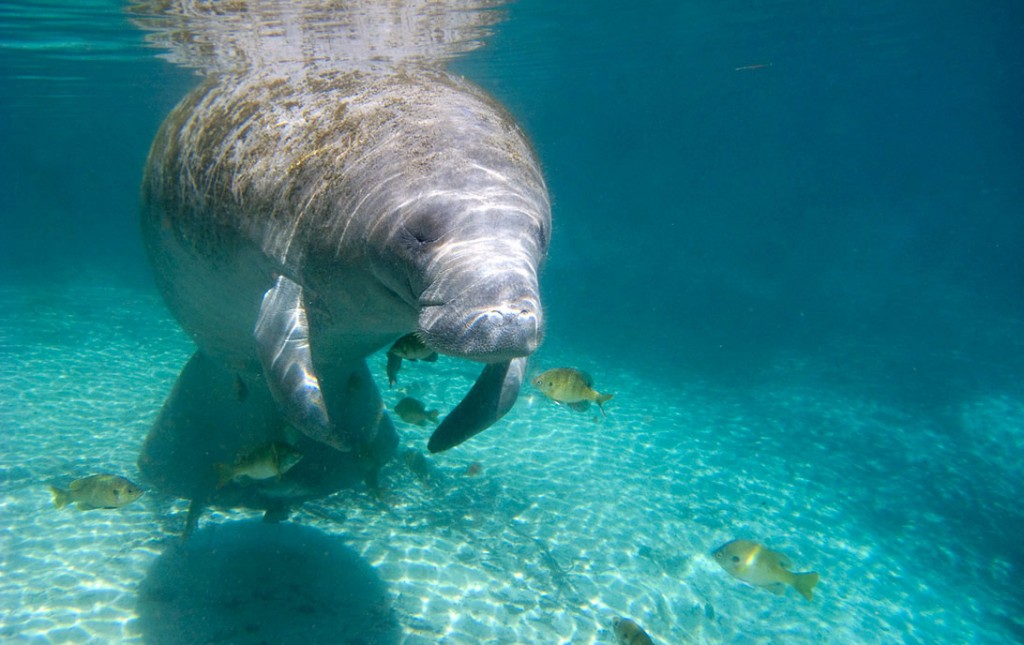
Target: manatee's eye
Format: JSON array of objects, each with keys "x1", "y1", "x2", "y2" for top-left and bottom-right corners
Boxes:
[{"x1": 731, "y1": 555, "x2": 740, "y2": 562}]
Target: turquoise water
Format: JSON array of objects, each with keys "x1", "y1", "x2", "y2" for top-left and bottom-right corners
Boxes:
[{"x1": 1, "y1": 1, "x2": 1022, "y2": 643}]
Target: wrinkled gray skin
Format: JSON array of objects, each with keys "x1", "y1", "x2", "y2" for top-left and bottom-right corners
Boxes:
[{"x1": 138, "y1": 67, "x2": 550, "y2": 526}]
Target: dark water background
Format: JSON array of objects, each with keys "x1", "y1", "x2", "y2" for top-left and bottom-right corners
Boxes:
[
  {"x1": 458, "y1": 1, "x2": 1024, "y2": 400},
  {"x1": 5, "y1": 1, "x2": 1021, "y2": 394},
  {"x1": 1, "y1": 0, "x2": 1023, "y2": 624}
]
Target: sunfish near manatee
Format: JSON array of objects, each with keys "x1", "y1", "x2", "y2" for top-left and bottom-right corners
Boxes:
[
  {"x1": 133, "y1": 0, "x2": 551, "y2": 532},
  {"x1": 50, "y1": 474, "x2": 144, "y2": 511},
  {"x1": 713, "y1": 539, "x2": 820, "y2": 601},
  {"x1": 386, "y1": 332, "x2": 439, "y2": 387}
]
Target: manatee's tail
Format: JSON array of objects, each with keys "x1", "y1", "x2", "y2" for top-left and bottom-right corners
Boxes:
[
  {"x1": 793, "y1": 571, "x2": 820, "y2": 601},
  {"x1": 50, "y1": 485, "x2": 70, "y2": 510},
  {"x1": 595, "y1": 392, "x2": 614, "y2": 416}
]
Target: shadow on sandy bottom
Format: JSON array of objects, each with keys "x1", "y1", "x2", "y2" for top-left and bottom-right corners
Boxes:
[{"x1": 136, "y1": 521, "x2": 399, "y2": 645}]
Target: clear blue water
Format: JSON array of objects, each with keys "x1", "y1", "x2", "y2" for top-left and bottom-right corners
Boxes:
[{"x1": 1, "y1": 1, "x2": 1022, "y2": 643}]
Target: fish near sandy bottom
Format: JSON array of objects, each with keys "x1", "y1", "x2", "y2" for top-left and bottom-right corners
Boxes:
[
  {"x1": 713, "y1": 539, "x2": 820, "y2": 601},
  {"x1": 532, "y1": 367, "x2": 613, "y2": 414},
  {"x1": 612, "y1": 616, "x2": 655, "y2": 645},
  {"x1": 215, "y1": 441, "x2": 303, "y2": 488},
  {"x1": 50, "y1": 474, "x2": 144, "y2": 510},
  {"x1": 402, "y1": 448, "x2": 434, "y2": 485},
  {"x1": 393, "y1": 397, "x2": 440, "y2": 426}
]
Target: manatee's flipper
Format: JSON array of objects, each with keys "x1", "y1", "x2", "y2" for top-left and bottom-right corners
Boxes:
[
  {"x1": 255, "y1": 275, "x2": 347, "y2": 451},
  {"x1": 428, "y1": 357, "x2": 526, "y2": 453},
  {"x1": 386, "y1": 351, "x2": 402, "y2": 387},
  {"x1": 316, "y1": 360, "x2": 399, "y2": 482}
]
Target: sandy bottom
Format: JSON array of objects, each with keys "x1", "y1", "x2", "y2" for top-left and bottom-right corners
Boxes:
[{"x1": 1, "y1": 280, "x2": 1021, "y2": 644}]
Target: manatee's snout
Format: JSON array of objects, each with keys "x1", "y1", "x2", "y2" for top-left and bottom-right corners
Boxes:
[
  {"x1": 473, "y1": 299, "x2": 542, "y2": 353},
  {"x1": 419, "y1": 295, "x2": 543, "y2": 363},
  {"x1": 413, "y1": 221, "x2": 548, "y2": 363}
]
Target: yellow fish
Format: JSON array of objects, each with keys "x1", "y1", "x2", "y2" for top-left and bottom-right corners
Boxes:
[
  {"x1": 612, "y1": 616, "x2": 655, "y2": 645},
  {"x1": 393, "y1": 397, "x2": 439, "y2": 426},
  {"x1": 712, "y1": 539, "x2": 819, "y2": 601},
  {"x1": 214, "y1": 441, "x2": 303, "y2": 488},
  {"x1": 50, "y1": 474, "x2": 144, "y2": 510},
  {"x1": 532, "y1": 368, "x2": 613, "y2": 414}
]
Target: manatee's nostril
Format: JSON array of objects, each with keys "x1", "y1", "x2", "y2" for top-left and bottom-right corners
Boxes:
[{"x1": 491, "y1": 307, "x2": 536, "y2": 325}]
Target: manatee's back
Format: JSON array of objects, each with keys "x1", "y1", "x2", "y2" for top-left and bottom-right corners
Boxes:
[
  {"x1": 139, "y1": 70, "x2": 359, "y2": 368},
  {"x1": 134, "y1": 0, "x2": 508, "y2": 367}
]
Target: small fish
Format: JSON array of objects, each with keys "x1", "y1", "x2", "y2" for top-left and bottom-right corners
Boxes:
[
  {"x1": 393, "y1": 396, "x2": 439, "y2": 426},
  {"x1": 735, "y1": 62, "x2": 773, "y2": 71},
  {"x1": 712, "y1": 539, "x2": 819, "y2": 601},
  {"x1": 402, "y1": 448, "x2": 433, "y2": 484},
  {"x1": 386, "y1": 333, "x2": 438, "y2": 386},
  {"x1": 532, "y1": 368, "x2": 613, "y2": 414},
  {"x1": 465, "y1": 461, "x2": 483, "y2": 477},
  {"x1": 214, "y1": 441, "x2": 303, "y2": 488},
  {"x1": 612, "y1": 616, "x2": 655, "y2": 645},
  {"x1": 50, "y1": 474, "x2": 144, "y2": 510}
]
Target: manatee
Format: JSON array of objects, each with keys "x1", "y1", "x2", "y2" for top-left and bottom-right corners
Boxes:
[{"x1": 136, "y1": 48, "x2": 550, "y2": 524}]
